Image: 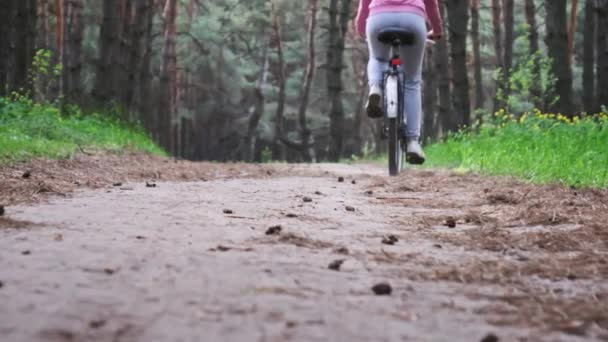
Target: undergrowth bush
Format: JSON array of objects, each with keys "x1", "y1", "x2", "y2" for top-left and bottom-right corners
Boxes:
[
  {"x1": 0, "y1": 95, "x2": 164, "y2": 163},
  {"x1": 426, "y1": 109, "x2": 608, "y2": 188}
]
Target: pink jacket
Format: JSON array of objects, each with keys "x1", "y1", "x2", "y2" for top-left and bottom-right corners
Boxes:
[{"x1": 355, "y1": 0, "x2": 443, "y2": 38}]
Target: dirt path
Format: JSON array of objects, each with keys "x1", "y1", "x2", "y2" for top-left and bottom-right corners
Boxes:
[{"x1": 1, "y1": 161, "x2": 607, "y2": 342}]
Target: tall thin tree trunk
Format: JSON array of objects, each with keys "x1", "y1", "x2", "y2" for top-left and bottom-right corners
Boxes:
[
  {"x1": 63, "y1": 0, "x2": 83, "y2": 104},
  {"x1": 327, "y1": 0, "x2": 352, "y2": 161},
  {"x1": 158, "y1": 0, "x2": 178, "y2": 151},
  {"x1": 445, "y1": 0, "x2": 471, "y2": 129},
  {"x1": 271, "y1": 4, "x2": 286, "y2": 161},
  {"x1": 436, "y1": 2, "x2": 451, "y2": 135},
  {"x1": 15, "y1": 0, "x2": 38, "y2": 93},
  {"x1": 569, "y1": 0, "x2": 580, "y2": 63},
  {"x1": 502, "y1": 0, "x2": 514, "y2": 108},
  {"x1": 37, "y1": 0, "x2": 50, "y2": 49},
  {"x1": 597, "y1": 0, "x2": 608, "y2": 110},
  {"x1": 55, "y1": 0, "x2": 64, "y2": 97},
  {"x1": 471, "y1": 0, "x2": 484, "y2": 110},
  {"x1": 583, "y1": 0, "x2": 596, "y2": 113},
  {"x1": 136, "y1": 0, "x2": 154, "y2": 130},
  {"x1": 546, "y1": 0, "x2": 574, "y2": 116},
  {"x1": 245, "y1": 46, "x2": 269, "y2": 162},
  {"x1": 0, "y1": 0, "x2": 12, "y2": 96},
  {"x1": 93, "y1": 0, "x2": 120, "y2": 105},
  {"x1": 525, "y1": 0, "x2": 542, "y2": 108},
  {"x1": 127, "y1": 0, "x2": 152, "y2": 115},
  {"x1": 117, "y1": 0, "x2": 133, "y2": 108},
  {"x1": 297, "y1": 0, "x2": 319, "y2": 162},
  {"x1": 491, "y1": 0, "x2": 503, "y2": 112}
]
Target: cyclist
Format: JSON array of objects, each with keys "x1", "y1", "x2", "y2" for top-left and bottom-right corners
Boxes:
[{"x1": 355, "y1": 0, "x2": 443, "y2": 165}]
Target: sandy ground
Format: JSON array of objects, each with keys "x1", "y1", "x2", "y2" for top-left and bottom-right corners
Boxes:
[{"x1": 0, "y1": 155, "x2": 607, "y2": 342}]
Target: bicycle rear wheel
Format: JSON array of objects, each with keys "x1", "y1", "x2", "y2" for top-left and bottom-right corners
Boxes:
[
  {"x1": 388, "y1": 118, "x2": 403, "y2": 176},
  {"x1": 385, "y1": 72, "x2": 403, "y2": 176}
]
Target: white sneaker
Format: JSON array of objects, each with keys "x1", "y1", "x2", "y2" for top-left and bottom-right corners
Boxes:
[
  {"x1": 366, "y1": 85, "x2": 383, "y2": 119},
  {"x1": 406, "y1": 139, "x2": 426, "y2": 165}
]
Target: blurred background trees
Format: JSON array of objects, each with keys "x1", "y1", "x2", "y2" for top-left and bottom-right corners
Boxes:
[{"x1": 1, "y1": 0, "x2": 607, "y2": 161}]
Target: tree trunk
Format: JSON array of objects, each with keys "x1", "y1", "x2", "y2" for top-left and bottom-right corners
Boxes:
[
  {"x1": 327, "y1": 0, "x2": 352, "y2": 161},
  {"x1": 15, "y1": 0, "x2": 38, "y2": 93},
  {"x1": 525, "y1": 0, "x2": 542, "y2": 108},
  {"x1": 37, "y1": 0, "x2": 50, "y2": 49},
  {"x1": 436, "y1": 2, "x2": 451, "y2": 135},
  {"x1": 0, "y1": 0, "x2": 12, "y2": 96},
  {"x1": 126, "y1": 0, "x2": 153, "y2": 115},
  {"x1": 569, "y1": 0, "x2": 580, "y2": 63},
  {"x1": 491, "y1": 0, "x2": 503, "y2": 112},
  {"x1": 245, "y1": 47, "x2": 269, "y2": 162},
  {"x1": 502, "y1": 0, "x2": 514, "y2": 108},
  {"x1": 597, "y1": 0, "x2": 608, "y2": 110},
  {"x1": 136, "y1": 0, "x2": 155, "y2": 130},
  {"x1": 116, "y1": 0, "x2": 133, "y2": 109},
  {"x1": 158, "y1": 0, "x2": 178, "y2": 150},
  {"x1": 583, "y1": 0, "x2": 596, "y2": 113},
  {"x1": 63, "y1": 0, "x2": 83, "y2": 104},
  {"x1": 93, "y1": 0, "x2": 120, "y2": 105},
  {"x1": 271, "y1": 5, "x2": 286, "y2": 161},
  {"x1": 545, "y1": 0, "x2": 573, "y2": 116},
  {"x1": 445, "y1": 0, "x2": 471, "y2": 129},
  {"x1": 470, "y1": 0, "x2": 483, "y2": 110},
  {"x1": 297, "y1": 0, "x2": 319, "y2": 162}
]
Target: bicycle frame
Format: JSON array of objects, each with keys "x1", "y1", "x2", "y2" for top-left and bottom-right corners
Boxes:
[{"x1": 382, "y1": 48, "x2": 406, "y2": 140}]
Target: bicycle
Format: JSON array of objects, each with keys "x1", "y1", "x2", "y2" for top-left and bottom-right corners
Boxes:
[{"x1": 377, "y1": 28, "x2": 434, "y2": 176}]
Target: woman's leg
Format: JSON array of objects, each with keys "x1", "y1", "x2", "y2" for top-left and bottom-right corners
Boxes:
[
  {"x1": 397, "y1": 14, "x2": 427, "y2": 140},
  {"x1": 366, "y1": 16, "x2": 391, "y2": 87}
]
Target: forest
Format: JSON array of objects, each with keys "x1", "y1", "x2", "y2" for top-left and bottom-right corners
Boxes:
[
  {"x1": 4, "y1": 2, "x2": 608, "y2": 339},
  {"x1": 1, "y1": 0, "x2": 607, "y2": 162}
]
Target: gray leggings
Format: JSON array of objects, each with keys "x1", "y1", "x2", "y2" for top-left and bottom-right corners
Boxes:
[{"x1": 366, "y1": 12, "x2": 427, "y2": 139}]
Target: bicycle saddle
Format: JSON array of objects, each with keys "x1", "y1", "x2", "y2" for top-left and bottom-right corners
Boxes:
[{"x1": 377, "y1": 27, "x2": 416, "y2": 45}]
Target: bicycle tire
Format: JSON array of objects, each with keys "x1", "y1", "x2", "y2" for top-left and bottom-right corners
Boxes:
[{"x1": 388, "y1": 117, "x2": 402, "y2": 176}]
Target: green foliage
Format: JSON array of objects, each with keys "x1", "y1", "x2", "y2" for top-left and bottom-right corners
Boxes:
[
  {"x1": 0, "y1": 96, "x2": 165, "y2": 163},
  {"x1": 261, "y1": 146, "x2": 273, "y2": 163},
  {"x1": 426, "y1": 109, "x2": 608, "y2": 188},
  {"x1": 495, "y1": 52, "x2": 558, "y2": 114},
  {"x1": 29, "y1": 49, "x2": 63, "y2": 103}
]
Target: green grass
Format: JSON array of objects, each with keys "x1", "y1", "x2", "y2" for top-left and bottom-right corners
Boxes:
[
  {"x1": 425, "y1": 109, "x2": 608, "y2": 188},
  {"x1": 0, "y1": 96, "x2": 165, "y2": 163}
]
